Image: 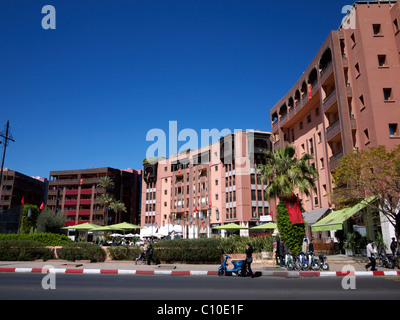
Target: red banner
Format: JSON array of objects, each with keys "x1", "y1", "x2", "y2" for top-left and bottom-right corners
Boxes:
[{"x1": 285, "y1": 195, "x2": 303, "y2": 224}]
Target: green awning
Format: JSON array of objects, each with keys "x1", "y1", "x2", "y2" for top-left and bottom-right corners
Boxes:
[
  {"x1": 62, "y1": 222, "x2": 97, "y2": 230},
  {"x1": 108, "y1": 222, "x2": 142, "y2": 230},
  {"x1": 311, "y1": 196, "x2": 377, "y2": 232},
  {"x1": 212, "y1": 223, "x2": 248, "y2": 231},
  {"x1": 250, "y1": 223, "x2": 277, "y2": 230}
]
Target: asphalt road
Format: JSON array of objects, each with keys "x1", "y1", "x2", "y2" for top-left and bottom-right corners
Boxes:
[{"x1": 1, "y1": 273, "x2": 400, "y2": 301}]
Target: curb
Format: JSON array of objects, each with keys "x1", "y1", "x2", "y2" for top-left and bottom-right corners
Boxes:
[
  {"x1": 0, "y1": 267, "x2": 218, "y2": 276},
  {"x1": 1, "y1": 267, "x2": 399, "y2": 277}
]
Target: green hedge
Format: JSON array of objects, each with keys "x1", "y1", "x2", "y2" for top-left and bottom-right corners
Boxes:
[
  {"x1": 153, "y1": 238, "x2": 223, "y2": 264},
  {"x1": 0, "y1": 233, "x2": 72, "y2": 246},
  {"x1": 108, "y1": 246, "x2": 143, "y2": 261},
  {"x1": 220, "y1": 236, "x2": 273, "y2": 254},
  {"x1": 0, "y1": 240, "x2": 54, "y2": 261},
  {"x1": 59, "y1": 243, "x2": 106, "y2": 262}
]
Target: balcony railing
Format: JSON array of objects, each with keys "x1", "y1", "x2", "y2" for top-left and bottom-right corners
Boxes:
[{"x1": 326, "y1": 119, "x2": 341, "y2": 141}]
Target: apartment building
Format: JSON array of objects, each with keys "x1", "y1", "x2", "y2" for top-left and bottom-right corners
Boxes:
[
  {"x1": 47, "y1": 167, "x2": 141, "y2": 226},
  {"x1": 0, "y1": 168, "x2": 47, "y2": 211},
  {"x1": 270, "y1": 1, "x2": 400, "y2": 215},
  {"x1": 141, "y1": 131, "x2": 272, "y2": 238},
  {"x1": 0, "y1": 169, "x2": 48, "y2": 233}
]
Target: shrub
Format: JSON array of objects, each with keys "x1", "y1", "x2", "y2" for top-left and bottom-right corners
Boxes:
[
  {"x1": 108, "y1": 246, "x2": 143, "y2": 261},
  {"x1": 153, "y1": 238, "x2": 223, "y2": 264},
  {"x1": 0, "y1": 240, "x2": 54, "y2": 261},
  {"x1": 59, "y1": 243, "x2": 106, "y2": 262},
  {"x1": 0, "y1": 233, "x2": 72, "y2": 246},
  {"x1": 220, "y1": 236, "x2": 273, "y2": 254}
]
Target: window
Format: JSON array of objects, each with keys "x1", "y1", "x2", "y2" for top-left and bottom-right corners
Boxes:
[
  {"x1": 394, "y1": 19, "x2": 399, "y2": 33},
  {"x1": 215, "y1": 165, "x2": 218, "y2": 172},
  {"x1": 359, "y1": 95, "x2": 365, "y2": 110},
  {"x1": 373, "y1": 24, "x2": 382, "y2": 35},
  {"x1": 315, "y1": 107, "x2": 320, "y2": 117},
  {"x1": 215, "y1": 179, "x2": 218, "y2": 186},
  {"x1": 317, "y1": 132, "x2": 322, "y2": 143},
  {"x1": 355, "y1": 63, "x2": 361, "y2": 77},
  {"x1": 320, "y1": 157, "x2": 324, "y2": 168},
  {"x1": 364, "y1": 129, "x2": 370, "y2": 144},
  {"x1": 383, "y1": 88, "x2": 393, "y2": 101},
  {"x1": 350, "y1": 33, "x2": 356, "y2": 46},
  {"x1": 378, "y1": 55, "x2": 387, "y2": 67},
  {"x1": 300, "y1": 121, "x2": 303, "y2": 130},
  {"x1": 389, "y1": 124, "x2": 399, "y2": 137},
  {"x1": 307, "y1": 115, "x2": 311, "y2": 123}
]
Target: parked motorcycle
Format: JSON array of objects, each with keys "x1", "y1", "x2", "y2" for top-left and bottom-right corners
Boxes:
[{"x1": 318, "y1": 254, "x2": 330, "y2": 271}]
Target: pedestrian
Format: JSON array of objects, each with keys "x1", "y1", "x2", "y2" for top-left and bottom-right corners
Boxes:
[
  {"x1": 309, "y1": 238, "x2": 314, "y2": 253},
  {"x1": 244, "y1": 243, "x2": 254, "y2": 278},
  {"x1": 275, "y1": 238, "x2": 280, "y2": 266},
  {"x1": 146, "y1": 241, "x2": 158, "y2": 265},
  {"x1": 390, "y1": 237, "x2": 397, "y2": 257},
  {"x1": 302, "y1": 238, "x2": 309, "y2": 253},
  {"x1": 278, "y1": 239, "x2": 285, "y2": 267},
  {"x1": 365, "y1": 240, "x2": 377, "y2": 271}
]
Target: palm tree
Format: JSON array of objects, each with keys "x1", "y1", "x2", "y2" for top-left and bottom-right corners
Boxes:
[
  {"x1": 258, "y1": 144, "x2": 318, "y2": 253},
  {"x1": 97, "y1": 176, "x2": 115, "y2": 192},
  {"x1": 110, "y1": 200, "x2": 127, "y2": 224},
  {"x1": 96, "y1": 176, "x2": 115, "y2": 225},
  {"x1": 258, "y1": 144, "x2": 318, "y2": 201},
  {"x1": 96, "y1": 193, "x2": 114, "y2": 225}
]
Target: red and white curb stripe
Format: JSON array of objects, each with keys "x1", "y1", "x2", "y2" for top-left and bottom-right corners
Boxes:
[
  {"x1": 1, "y1": 268, "x2": 399, "y2": 277},
  {"x1": 0, "y1": 267, "x2": 218, "y2": 276},
  {"x1": 273, "y1": 270, "x2": 400, "y2": 278}
]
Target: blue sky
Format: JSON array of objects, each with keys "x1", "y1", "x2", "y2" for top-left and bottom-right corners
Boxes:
[{"x1": 0, "y1": 0, "x2": 350, "y2": 178}]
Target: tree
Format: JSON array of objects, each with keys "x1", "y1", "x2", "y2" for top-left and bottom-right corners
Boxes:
[
  {"x1": 97, "y1": 176, "x2": 115, "y2": 191},
  {"x1": 332, "y1": 145, "x2": 400, "y2": 251},
  {"x1": 110, "y1": 200, "x2": 127, "y2": 224},
  {"x1": 258, "y1": 144, "x2": 318, "y2": 253},
  {"x1": 36, "y1": 208, "x2": 66, "y2": 234},
  {"x1": 259, "y1": 144, "x2": 318, "y2": 200},
  {"x1": 96, "y1": 193, "x2": 114, "y2": 225},
  {"x1": 96, "y1": 176, "x2": 115, "y2": 225},
  {"x1": 20, "y1": 205, "x2": 40, "y2": 234}
]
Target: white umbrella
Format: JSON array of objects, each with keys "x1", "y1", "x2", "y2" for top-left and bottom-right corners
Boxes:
[
  {"x1": 124, "y1": 233, "x2": 136, "y2": 237},
  {"x1": 111, "y1": 233, "x2": 123, "y2": 237}
]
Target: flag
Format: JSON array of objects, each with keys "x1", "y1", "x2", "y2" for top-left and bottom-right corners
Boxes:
[
  {"x1": 147, "y1": 172, "x2": 150, "y2": 180},
  {"x1": 194, "y1": 206, "x2": 197, "y2": 212},
  {"x1": 308, "y1": 84, "x2": 312, "y2": 100},
  {"x1": 21, "y1": 196, "x2": 24, "y2": 205},
  {"x1": 285, "y1": 195, "x2": 303, "y2": 224},
  {"x1": 80, "y1": 178, "x2": 83, "y2": 185},
  {"x1": 102, "y1": 207, "x2": 105, "y2": 216},
  {"x1": 178, "y1": 168, "x2": 181, "y2": 174},
  {"x1": 40, "y1": 202, "x2": 44, "y2": 210}
]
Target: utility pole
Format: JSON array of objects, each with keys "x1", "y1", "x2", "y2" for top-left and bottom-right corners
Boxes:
[{"x1": 0, "y1": 120, "x2": 15, "y2": 188}]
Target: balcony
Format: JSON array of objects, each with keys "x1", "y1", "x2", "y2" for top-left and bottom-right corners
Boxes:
[
  {"x1": 329, "y1": 150, "x2": 344, "y2": 171},
  {"x1": 326, "y1": 119, "x2": 341, "y2": 141},
  {"x1": 323, "y1": 88, "x2": 337, "y2": 111}
]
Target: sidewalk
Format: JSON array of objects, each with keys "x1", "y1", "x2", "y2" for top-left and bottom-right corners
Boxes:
[{"x1": 0, "y1": 255, "x2": 398, "y2": 278}]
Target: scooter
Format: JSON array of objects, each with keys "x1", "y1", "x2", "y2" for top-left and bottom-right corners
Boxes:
[
  {"x1": 218, "y1": 255, "x2": 247, "y2": 277},
  {"x1": 319, "y1": 254, "x2": 330, "y2": 271}
]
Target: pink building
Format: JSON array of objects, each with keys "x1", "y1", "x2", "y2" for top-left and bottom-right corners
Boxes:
[
  {"x1": 269, "y1": 1, "x2": 400, "y2": 234},
  {"x1": 141, "y1": 131, "x2": 272, "y2": 238}
]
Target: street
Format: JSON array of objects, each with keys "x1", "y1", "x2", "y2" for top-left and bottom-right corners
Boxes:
[{"x1": 1, "y1": 273, "x2": 399, "y2": 301}]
